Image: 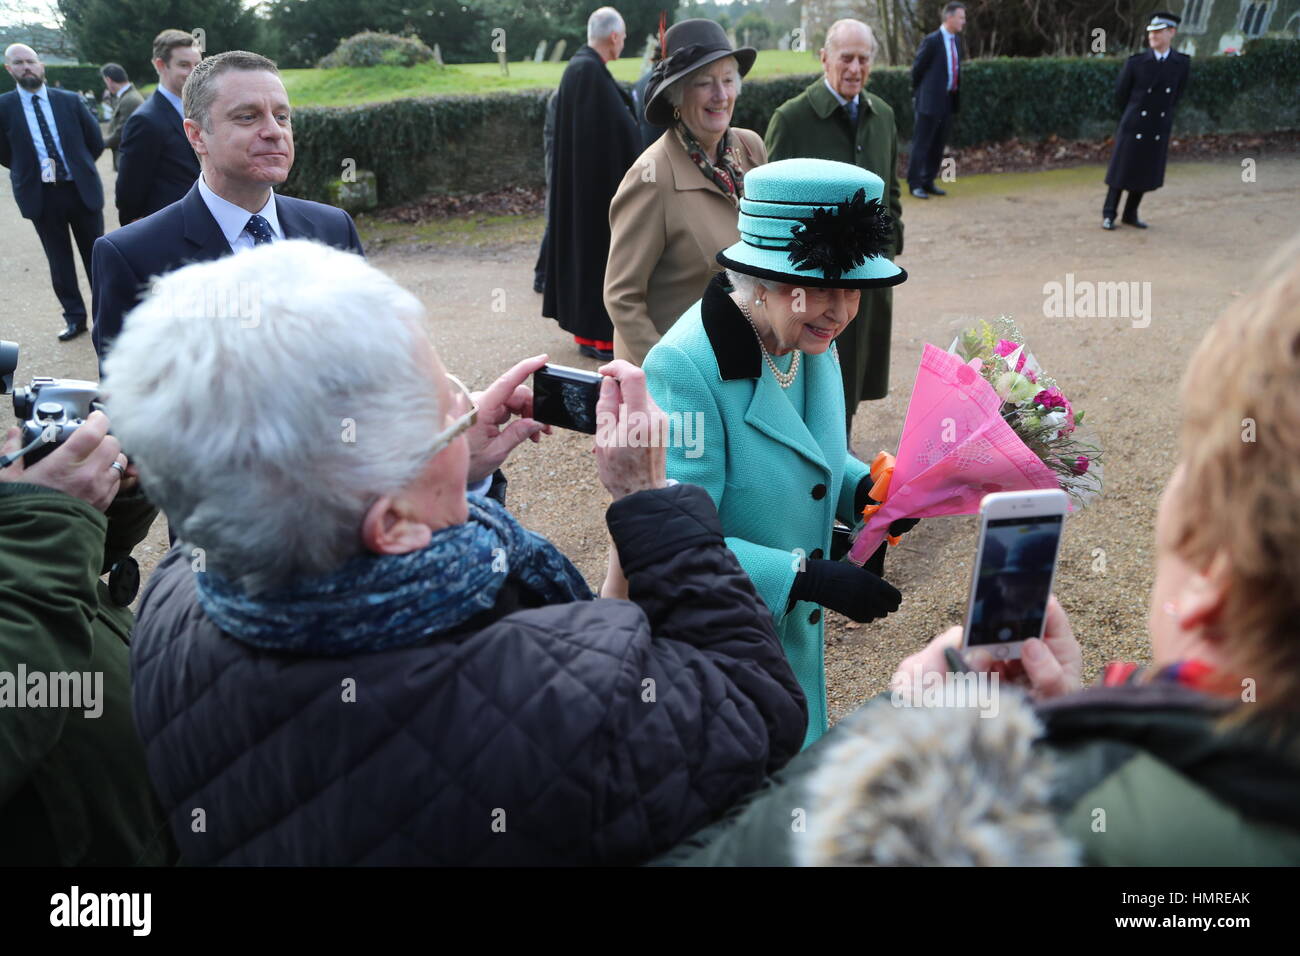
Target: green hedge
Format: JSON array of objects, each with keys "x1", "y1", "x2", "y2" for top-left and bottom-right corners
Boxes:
[
  {"x1": 1, "y1": 64, "x2": 108, "y2": 94},
  {"x1": 282, "y1": 38, "x2": 1299, "y2": 206}
]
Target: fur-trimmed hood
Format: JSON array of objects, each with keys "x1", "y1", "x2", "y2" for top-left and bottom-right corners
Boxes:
[
  {"x1": 654, "y1": 688, "x2": 1077, "y2": 866},
  {"x1": 798, "y1": 690, "x2": 1076, "y2": 866}
]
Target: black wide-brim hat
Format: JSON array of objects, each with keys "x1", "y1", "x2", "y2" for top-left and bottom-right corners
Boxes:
[{"x1": 644, "y1": 18, "x2": 756, "y2": 128}]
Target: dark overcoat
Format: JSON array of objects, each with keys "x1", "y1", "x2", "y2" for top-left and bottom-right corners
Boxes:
[
  {"x1": 1105, "y1": 49, "x2": 1191, "y2": 192},
  {"x1": 765, "y1": 78, "x2": 905, "y2": 409},
  {"x1": 541, "y1": 45, "x2": 640, "y2": 341}
]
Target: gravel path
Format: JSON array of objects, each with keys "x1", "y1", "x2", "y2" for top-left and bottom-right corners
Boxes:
[{"x1": 3, "y1": 151, "x2": 1297, "y2": 724}]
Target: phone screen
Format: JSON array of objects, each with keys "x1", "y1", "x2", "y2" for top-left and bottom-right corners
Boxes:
[
  {"x1": 533, "y1": 367, "x2": 601, "y2": 434},
  {"x1": 966, "y1": 514, "x2": 1063, "y2": 648}
]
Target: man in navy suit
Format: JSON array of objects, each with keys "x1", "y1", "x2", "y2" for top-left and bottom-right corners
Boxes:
[
  {"x1": 92, "y1": 50, "x2": 364, "y2": 363},
  {"x1": 906, "y1": 2, "x2": 965, "y2": 200},
  {"x1": 114, "y1": 30, "x2": 202, "y2": 225},
  {"x1": 1, "y1": 43, "x2": 105, "y2": 341}
]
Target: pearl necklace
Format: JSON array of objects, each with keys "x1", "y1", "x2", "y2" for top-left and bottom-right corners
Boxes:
[{"x1": 736, "y1": 297, "x2": 801, "y2": 389}]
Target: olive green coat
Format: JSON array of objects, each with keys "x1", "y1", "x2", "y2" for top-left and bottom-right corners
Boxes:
[
  {"x1": 0, "y1": 483, "x2": 175, "y2": 865},
  {"x1": 765, "y1": 79, "x2": 904, "y2": 426}
]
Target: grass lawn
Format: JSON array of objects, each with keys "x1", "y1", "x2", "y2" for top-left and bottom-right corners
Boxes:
[{"x1": 277, "y1": 49, "x2": 826, "y2": 107}]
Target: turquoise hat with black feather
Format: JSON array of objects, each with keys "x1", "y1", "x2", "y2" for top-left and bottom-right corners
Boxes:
[{"x1": 716, "y1": 157, "x2": 907, "y2": 289}]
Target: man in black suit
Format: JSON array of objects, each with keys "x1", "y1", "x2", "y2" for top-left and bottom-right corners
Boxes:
[
  {"x1": 114, "y1": 30, "x2": 202, "y2": 225},
  {"x1": 1101, "y1": 12, "x2": 1191, "y2": 230},
  {"x1": 1, "y1": 43, "x2": 105, "y2": 341},
  {"x1": 92, "y1": 50, "x2": 364, "y2": 363},
  {"x1": 906, "y1": 2, "x2": 965, "y2": 200}
]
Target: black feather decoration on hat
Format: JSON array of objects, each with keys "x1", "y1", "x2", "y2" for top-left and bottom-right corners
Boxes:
[{"x1": 787, "y1": 188, "x2": 893, "y2": 281}]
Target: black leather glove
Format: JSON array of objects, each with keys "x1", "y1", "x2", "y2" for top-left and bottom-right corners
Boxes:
[
  {"x1": 864, "y1": 517, "x2": 920, "y2": 576},
  {"x1": 790, "y1": 558, "x2": 902, "y2": 623}
]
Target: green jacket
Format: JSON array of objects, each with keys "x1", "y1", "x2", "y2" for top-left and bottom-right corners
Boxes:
[
  {"x1": 0, "y1": 482, "x2": 175, "y2": 865},
  {"x1": 105, "y1": 84, "x2": 144, "y2": 152},
  {"x1": 766, "y1": 78, "x2": 904, "y2": 413},
  {"x1": 655, "y1": 680, "x2": 1300, "y2": 866}
]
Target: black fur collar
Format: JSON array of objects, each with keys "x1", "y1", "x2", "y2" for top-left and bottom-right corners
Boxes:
[{"x1": 700, "y1": 272, "x2": 762, "y2": 381}]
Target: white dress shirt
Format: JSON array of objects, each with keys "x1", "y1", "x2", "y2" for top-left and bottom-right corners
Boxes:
[
  {"x1": 197, "y1": 174, "x2": 283, "y2": 252},
  {"x1": 157, "y1": 84, "x2": 184, "y2": 119},
  {"x1": 940, "y1": 25, "x2": 959, "y2": 91},
  {"x1": 20, "y1": 84, "x2": 69, "y2": 178}
]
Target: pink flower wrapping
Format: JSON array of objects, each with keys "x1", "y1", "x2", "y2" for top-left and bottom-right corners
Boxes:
[{"x1": 846, "y1": 344, "x2": 1060, "y2": 565}]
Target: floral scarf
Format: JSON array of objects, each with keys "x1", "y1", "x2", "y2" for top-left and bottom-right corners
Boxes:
[
  {"x1": 674, "y1": 121, "x2": 746, "y2": 204},
  {"x1": 194, "y1": 493, "x2": 593, "y2": 656}
]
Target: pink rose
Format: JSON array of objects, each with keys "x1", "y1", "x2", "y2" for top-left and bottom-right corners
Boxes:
[
  {"x1": 1024, "y1": 369, "x2": 1038, "y2": 384},
  {"x1": 994, "y1": 339, "x2": 1026, "y2": 372},
  {"x1": 1072, "y1": 455, "x2": 1090, "y2": 475}
]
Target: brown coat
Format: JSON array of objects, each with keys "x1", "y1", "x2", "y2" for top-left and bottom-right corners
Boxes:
[{"x1": 604, "y1": 126, "x2": 767, "y2": 365}]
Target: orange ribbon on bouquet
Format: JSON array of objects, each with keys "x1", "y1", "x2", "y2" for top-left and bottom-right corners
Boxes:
[{"x1": 860, "y1": 451, "x2": 901, "y2": 546}]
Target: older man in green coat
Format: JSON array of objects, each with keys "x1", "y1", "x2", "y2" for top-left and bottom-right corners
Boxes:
[{"x1": 765, "y1": 19, "x2": 904, "y2": 438}]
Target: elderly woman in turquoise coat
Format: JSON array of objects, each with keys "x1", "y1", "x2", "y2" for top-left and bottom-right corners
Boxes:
[{"x1": 644, "y1": 158, "x2": 915, "y2": 748}]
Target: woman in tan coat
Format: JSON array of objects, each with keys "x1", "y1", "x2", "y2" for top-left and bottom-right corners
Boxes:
[{"x1": 604, "y1": 19, "x2": 767, "y2": 366}]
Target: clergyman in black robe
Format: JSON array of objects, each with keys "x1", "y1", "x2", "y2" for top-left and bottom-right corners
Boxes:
[{"x1": 541, "y1": 24, "x2": 640, "y2": 359}]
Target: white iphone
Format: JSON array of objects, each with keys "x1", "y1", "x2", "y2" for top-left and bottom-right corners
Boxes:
[{"x1": 962, "y1": 489, "x2": 1069, "y2": 661}]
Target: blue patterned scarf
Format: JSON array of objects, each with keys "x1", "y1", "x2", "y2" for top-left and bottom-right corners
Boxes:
[{"x1": 194, "y1": 494, "x2": 593, "y2": 655}]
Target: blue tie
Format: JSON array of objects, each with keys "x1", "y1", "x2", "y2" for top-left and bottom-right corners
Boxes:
[
  {"x1": 245, "y1": 214, "x2": 275, "y2": 245},
  {"x1": 31, "y1": 94, "x2": 69, "y2": 182},
  {"x1": 847, "y1": 97, "x2": 859, "y2": 127}
]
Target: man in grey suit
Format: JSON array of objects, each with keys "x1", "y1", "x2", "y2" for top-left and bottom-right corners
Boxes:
[{"x1": 100, "y1": 63, "x2": 143, "y2": 171}]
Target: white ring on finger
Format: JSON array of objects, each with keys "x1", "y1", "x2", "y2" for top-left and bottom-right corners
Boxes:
[{"x1": 110, "y1": 460, "x2": 127, "y2": 476}]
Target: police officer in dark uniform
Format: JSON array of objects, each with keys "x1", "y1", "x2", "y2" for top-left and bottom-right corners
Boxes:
[{"x1": 1101, "y1": 11, "x2": 1191, "y2": 230}]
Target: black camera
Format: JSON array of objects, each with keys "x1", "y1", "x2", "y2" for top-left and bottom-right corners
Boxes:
[{"x1": 1, "y1": 341, "x2": 103, "y2": 466}]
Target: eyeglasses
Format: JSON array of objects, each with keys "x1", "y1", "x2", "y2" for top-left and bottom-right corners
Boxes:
[{"x1": 429, "y1": 374, "x2": 478, "y2": 455}]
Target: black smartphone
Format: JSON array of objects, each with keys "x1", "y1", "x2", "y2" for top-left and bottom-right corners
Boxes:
[{"x1": 532, "y1": 364, "x2": 603, "y2": 435}]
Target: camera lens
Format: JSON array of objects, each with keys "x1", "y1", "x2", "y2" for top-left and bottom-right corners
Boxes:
[{"x1": 0, "y1": 340, "x2": 17, "y2": 395}]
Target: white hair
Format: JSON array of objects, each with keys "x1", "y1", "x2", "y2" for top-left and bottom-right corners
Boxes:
[
  {"x1": 587, "y1": 7, "x2": 624, "y2": 44},
  {"x1": 103, "y1": 240, "x2": 445, "y2": 595},
  {"x1": 725, "y1": 269, "x2": 776, "y2": 304},
  {"x1": 824, "y1": 18, "x2": 878, "y2": 62},
  {"x1": 665, "y1": 55, "x2": 742, "y2": 107}
]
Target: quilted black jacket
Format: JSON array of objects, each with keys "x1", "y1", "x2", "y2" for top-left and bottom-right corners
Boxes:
[{"x1": 130, "y1": 483, "x2": 808, "y2": 864}]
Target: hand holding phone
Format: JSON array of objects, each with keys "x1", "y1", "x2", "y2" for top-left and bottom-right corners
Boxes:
[{"x1": 591, "y1": 360, "x2": 669, "y2": 500}]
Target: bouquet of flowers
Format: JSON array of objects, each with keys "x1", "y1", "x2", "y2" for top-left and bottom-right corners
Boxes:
[{"x1": 845, "y1": 317, "x2": 1102, "y2": 566}]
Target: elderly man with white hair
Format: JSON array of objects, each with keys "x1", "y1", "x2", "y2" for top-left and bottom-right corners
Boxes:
[
  {"x1": 764, "y1": 18, "x2": 904, "y2": 438},
  {"x1": 109, "y1": 239, "x2": 806, "y2": 865},
  {"x1": 540, "y1": 6, "x2": 640, "y2": 360}
]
